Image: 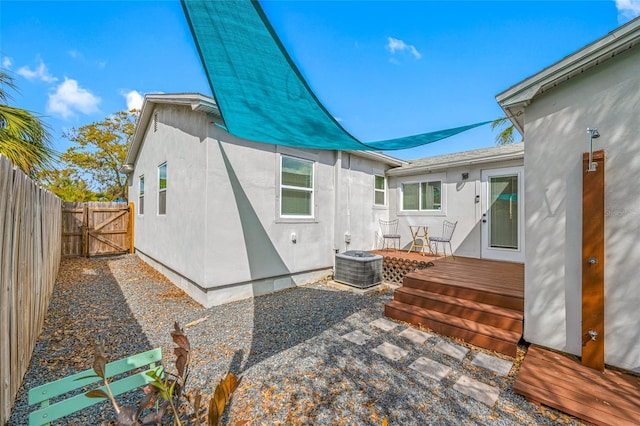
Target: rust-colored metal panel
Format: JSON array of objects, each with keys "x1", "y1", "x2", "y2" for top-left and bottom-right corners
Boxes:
[{"x1": 582, "y1": 150, "x2": 605, "y2": 371}]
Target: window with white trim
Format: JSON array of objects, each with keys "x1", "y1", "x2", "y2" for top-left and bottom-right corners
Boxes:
[
  {"x1": 280, "y1": 155, "x2": 314, "y2": 217},
  {"x1": 158, "y1": 162, "x2": 167, "y2": 215},
  {"x1": 401, "y1": 180, "x2": 442, "y2": 211},
  {"x1": 138, "y1": 175, "x2": 144, "y2": 215},
  {"x1": 374, "y1": 175, "x2": 385, "y2": 205}
]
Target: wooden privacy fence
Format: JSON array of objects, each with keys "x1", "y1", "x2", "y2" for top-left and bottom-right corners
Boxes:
[
  {"x1": 62, "y1": 202, "x2": 134, "y2": 257},
  {"x1": 0, "y1": 155, "x2": 62, "y2": 424}
]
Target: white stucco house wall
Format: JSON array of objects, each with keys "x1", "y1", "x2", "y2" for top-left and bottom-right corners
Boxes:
[
  {"x1": 497, "y1": 17, "x2": 640, "y2": 372},
  {"x1": 122, "y1": 93, "x2": 403, "y2": 307},
  {"x1": 386, "y1": 143, "x2": 524, "y2": 263},
  {"x1": 122, "y1": 93, "x2": 526, "y2": 308}
]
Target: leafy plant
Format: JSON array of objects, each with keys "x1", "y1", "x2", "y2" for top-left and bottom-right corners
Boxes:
[
  {"x1": 87, "y1": 322, "x2": 240, "y2": 425},
  {"x1": 491, "y1": 116, "x2": 518, "y2": 145},
  {"x1": 0, "y1": 70, "x2": 56, "y2": 177}
]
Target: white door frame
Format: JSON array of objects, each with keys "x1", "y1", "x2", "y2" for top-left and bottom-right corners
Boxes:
[{"x1": 481, "y1": 166, "x2": 524, "y2": 263}]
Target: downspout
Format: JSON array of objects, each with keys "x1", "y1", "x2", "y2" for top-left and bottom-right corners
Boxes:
[
  {"x1": 204, "y1": 118, "x2": 211, "y2": 285},
  {"x1": 346, "y1": 154, "x2": 352, "y2": 250}
]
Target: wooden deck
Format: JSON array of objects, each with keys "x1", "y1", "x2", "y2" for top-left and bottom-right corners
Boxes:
[
  {"x1": 382, "y1": 254, "x2": 524, "y2": 357},
  {"x1": 514, "y1": 346, "x2": 640, "y2": 426}
]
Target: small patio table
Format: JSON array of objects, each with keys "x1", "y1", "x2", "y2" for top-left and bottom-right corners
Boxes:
[{"x1": 408, "y1": 225, "x2": 435, "y2": 256}]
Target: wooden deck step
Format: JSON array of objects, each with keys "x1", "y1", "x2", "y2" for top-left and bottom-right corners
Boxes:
[
  {"x1": 403, "y1": 273, "x2": 524, "y2": 311},
  {"x1": 383, "y1": 256, "x2": 523, "y2": 357},
  {"x1": 385, "y1": 300, "x2": 521, "y2": 357},
  {"x1": 514, "y1": 346, "x2": 640, "y2": 426},
  {"x1": 393, "y1": 287, "x2": 523, "y2": 333}
]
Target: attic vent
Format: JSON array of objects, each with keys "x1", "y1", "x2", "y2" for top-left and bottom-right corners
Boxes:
[{"x1": 153, "y1": 112, "x2": 158, "y2": 132}]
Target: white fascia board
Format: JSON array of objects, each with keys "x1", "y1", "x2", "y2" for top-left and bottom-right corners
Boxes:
[
  {"x1": 348, "y1": 150, "x2": 406, "y2": 167},
  {"x1": 386, "y1": 151, "x2": 524, "y2": 177}
]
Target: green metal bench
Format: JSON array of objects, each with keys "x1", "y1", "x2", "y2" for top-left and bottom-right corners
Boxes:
[{"x1": 28, "y1": 348, "x2": 162, "y2": 425}]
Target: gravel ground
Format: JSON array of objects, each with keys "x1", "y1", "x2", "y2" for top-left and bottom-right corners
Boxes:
[{"x1": 10, "y1": 255, "x2": 583, "y2": 425}]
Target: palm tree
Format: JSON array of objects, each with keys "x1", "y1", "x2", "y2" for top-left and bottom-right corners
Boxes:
[
  {"x1": 0, "y1": 70, "x2": 55, "y2": 177},
  {"x1": 491, "y1": 116, "x2": 517, "y2": 145}
]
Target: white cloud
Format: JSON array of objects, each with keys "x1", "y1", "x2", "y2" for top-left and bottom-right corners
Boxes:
[
  {"x1": 16, "y1": 58, "x2": 57, "y2": 83},
  {"x1": 47, "y1": 78, "x2": 101, "y2": 119},
  {"x1": 386, "y1": 37, "x2": 422, "y2": 60},
  {"x1": 2, "y1": 57, "x2": 12, "y2": 69},
  {"x1": 123, "y1": 90, "x2": 143, "y2": 111},
  {"x1": 616, "y1": 0, "x2": 640, "y2": 22}
]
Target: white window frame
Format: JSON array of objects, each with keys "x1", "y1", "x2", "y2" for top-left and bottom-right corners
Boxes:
[
  {"x1": 138, "y1": 175, "x2": 144, "y2": 215},
  {"x1": 279, "y1": 155, "x2": 314, "y2": 219},
  {"x1": 374, "y1": 175, "x2": 386, "y2": 206},
  {"x1": 158, "y1": 162, "x2": 167, "y2": 215},
  {"x1": 401, "y1": 179, "x2": 443, "y2": 212}
]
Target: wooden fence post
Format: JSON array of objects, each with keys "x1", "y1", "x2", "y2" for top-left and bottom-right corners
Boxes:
[
  {"x1": 82, "y1": 203, "x2": 89, "y2": 257},
  {"x1": 129, "y1": 202, "x2": 135, "y2": 254}
]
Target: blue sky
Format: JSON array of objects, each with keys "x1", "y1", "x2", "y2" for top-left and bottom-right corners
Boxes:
[{"x1": 1, "y1": 1, "x2": 639, "y2": 161}]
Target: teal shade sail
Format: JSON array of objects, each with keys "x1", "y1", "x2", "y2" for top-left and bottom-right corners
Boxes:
[{"x1": 182, "y1": 0, "x2": 490, "y2": 151}]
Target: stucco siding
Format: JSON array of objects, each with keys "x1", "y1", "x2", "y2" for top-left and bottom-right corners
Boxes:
[
  {"x1": 132, "y1": 104, "x2": 209, "y2": 287},
  {"x1": 388, "y1": 159, "x2": 523, "y2": 259},
  {"x1": 336, "y1": 153, "x2": 390, "y2": 252},
  {"x1": 202, "y1": 132, "x2": 337, "y2": 288},
  {"x1": 523, "y1": 48, "x2": 640, "y2": 371},
  {"x1": 128, "y1": 101, "x2": 394, "y2": 307}
]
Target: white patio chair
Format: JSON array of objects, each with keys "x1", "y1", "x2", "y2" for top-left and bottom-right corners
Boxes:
[
  {"x1": 429, "y1": 220, "x2": 457, "y2": 259},
  {"x1": 380, "y1": 219, "x2": 401, "y2": 251}
]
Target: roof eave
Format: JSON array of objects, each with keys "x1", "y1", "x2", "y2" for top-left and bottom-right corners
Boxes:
[
  {"x1": 348, "y1": 150, "x2": 406, "y2": 167},
  {"x1": 386, "y1": 150, "x2": 524, "y2": 177},
  {"x1": 496, "y1": 17, "x2": 640, "y2": 132},
  {"x1": 121, "y1": 93, "x2": 220, "y2": 173},
  {"x1": 499, "y1": 104, "x2": 525, "y2": 136}
]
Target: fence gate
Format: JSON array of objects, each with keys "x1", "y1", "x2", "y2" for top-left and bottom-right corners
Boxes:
[{"x1": 62, "y1": 202, "x2": 133, "y2": 257}]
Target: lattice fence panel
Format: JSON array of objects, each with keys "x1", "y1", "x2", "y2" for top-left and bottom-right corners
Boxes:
[{"x1": 383, "y1": 256, "x2": 434, "y2": 285}]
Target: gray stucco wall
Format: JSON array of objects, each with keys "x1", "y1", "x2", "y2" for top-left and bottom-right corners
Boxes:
[
  {"x1": 129, "y1": 103, "x2": 393, "y2": 307},
  {"x1": 201, "y1": 130, "x2": 337, "y2": 290},
  {"x1": 336, "y1": 153, "x2": 390, "y2": 252},
  {"x1": 132, "y1": 104, "x2": 209, "y2": 288},
  {"x1": 388, "y1": 159, "x2": 524, "y2": 259},
  {"x1": 523, "y1": 48, "x2": 640, "y2": 372}
]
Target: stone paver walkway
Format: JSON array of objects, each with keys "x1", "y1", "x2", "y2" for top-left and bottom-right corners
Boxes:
[
  {"x1": 435, "y1": 340, "x2": 470, "y2": 361},
  {"x1": 341, "y1": 329, "x2": 372, "y2": 345},
  {"x1": 344, "y1": 317, "x2": 514, "y2": 407},
  {"x1": 409, "y1": 357, "x2": 452, "y2": 381}
]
